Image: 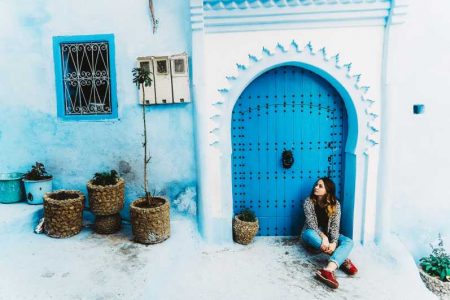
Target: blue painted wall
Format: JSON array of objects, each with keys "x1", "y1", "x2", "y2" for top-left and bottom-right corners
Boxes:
[{"x1": 0, "y1": 0, "x2": 197, "y2": 218}]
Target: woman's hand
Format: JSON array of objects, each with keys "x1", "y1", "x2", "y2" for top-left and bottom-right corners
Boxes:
[
  {"x1": 320, "y1": 234, "x2": 330, "y2": 251},
  {"x1": 324, "y1": 242, "x2": 337, "y2": 254}
]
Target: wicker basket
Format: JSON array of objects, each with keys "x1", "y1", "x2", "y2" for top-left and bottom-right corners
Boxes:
[
  {"x1": 87, "y1": 178, "x2": 125, "y2": 216},
  {"x1": 43, "y1": 190, "x2": 84, "y2": 238},
  {"x1": 94, "y1": 213, "x2": 121, "y2": 234},
  {"x1": 232, "y1": 215, "x2": 259, "y2": 245},
  {"x1": 130, "y1": 196, "x2": 170, "y2": 244},
  {"x1": 419, "y1": 268, "x2": 450, "y2": 299}
]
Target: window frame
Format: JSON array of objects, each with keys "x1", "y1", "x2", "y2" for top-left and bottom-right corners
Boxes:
[{"x1": 52, "y1": 34, "x2": 118, "y2": 121}]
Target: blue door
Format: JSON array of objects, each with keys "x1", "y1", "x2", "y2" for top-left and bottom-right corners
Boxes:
[{"x1": 232, "y1": 66, "x2": 348, "y2": 236}]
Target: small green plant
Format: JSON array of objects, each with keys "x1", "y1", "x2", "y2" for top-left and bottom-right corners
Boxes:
[
  {"x1": 24, "y1": 162, "x2": 52, "y2": 180},
  {"x1": 92, "y1": 170, "x2": 119, "y2": 186},
  {"x1": 238, "y1": 208, "x2": 257, "y2": 222},
  {"x1": 420, "y1": 234, "x2": 450, "y2": 282}
]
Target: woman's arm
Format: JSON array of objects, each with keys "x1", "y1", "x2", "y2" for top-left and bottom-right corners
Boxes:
[
  {"x1": 303, "y1": 198, "x2": 322, "y2": 236},
  {"x1": 328, "y1": 201, "x2": 341, "y2": 243}
]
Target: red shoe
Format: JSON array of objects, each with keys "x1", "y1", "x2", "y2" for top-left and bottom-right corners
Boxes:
[
  {"x1": 340, "y1": 259, "x2": 358, "y2": 275},
  {"x1": 315, "y1": 269, "x2": 339, "y2": 289}
]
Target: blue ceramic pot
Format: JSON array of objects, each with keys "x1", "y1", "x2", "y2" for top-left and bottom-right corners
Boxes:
[
  {"x1": 0, "y1": 173, "x2": 24, "y2": 204},
  {"x1": 23, "y1": 178, "x2": 53, "y2": 205}
]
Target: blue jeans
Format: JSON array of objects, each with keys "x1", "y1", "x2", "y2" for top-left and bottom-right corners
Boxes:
[{"x1": 301, "y1": 229, "x2": 354, "y2": 267}]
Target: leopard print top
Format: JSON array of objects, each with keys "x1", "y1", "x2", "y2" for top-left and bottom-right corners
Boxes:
[{"x1": 301, "y1": 197, "x2": 341, "y2": 243}]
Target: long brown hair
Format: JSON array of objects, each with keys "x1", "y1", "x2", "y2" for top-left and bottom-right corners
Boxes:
[{"x1": 309, "y1": 177, "x2": 338, "y2": 217}]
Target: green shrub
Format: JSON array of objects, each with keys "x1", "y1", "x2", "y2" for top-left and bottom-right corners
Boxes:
[
  {"x1": 238, "y1": 208, "x2": 257, "y2": 222},
  {"x1": 92, "y1": 170, "x2": 119, "y2": 186},
  {"x1": 24, "y1": 162, "x2": 52, "y2": 180},
  {"x1": 420, "y1": 234, "x2": 450, "y2": 282}
]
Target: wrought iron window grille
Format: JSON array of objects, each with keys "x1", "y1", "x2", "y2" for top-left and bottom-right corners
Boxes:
[{"x1": 60, "y1": 41, "x2": 112, "y2": 116}]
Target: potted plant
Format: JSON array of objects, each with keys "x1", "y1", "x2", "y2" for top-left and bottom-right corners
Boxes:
[
  {"x1": 233, "y1": 208, "x2": 259, "y2": 245},
  {"x1": 43, "y1": 190, "x2": 84, "y2": 238},
  {"x1": 129, "y1": 67, "x2": 170, "y2": 244},
  {"x1": 87, "y1": 170, "x2": 125, "y2": 234},
  {"x1": 419, "y1": 234, "x2": 450, "y2": 298},
  {"x1": 23, "y1": 162, "x2": 53, "y2": 205}
]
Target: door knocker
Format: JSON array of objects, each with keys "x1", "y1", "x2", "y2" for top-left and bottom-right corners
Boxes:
[{"x1": 282, "y1": 149, "x2": 294, "y2": 169}]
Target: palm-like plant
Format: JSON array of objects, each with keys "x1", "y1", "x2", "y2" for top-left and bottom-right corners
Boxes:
[{"x1": 132, "y1": 67, "x2": 153, "y2": 204}]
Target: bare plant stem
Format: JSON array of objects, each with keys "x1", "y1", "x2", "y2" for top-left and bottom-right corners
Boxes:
[
  {"x1": 141, "y1": 82, "x2": 150, "y2": 204},
  {"x1": 149, "y1": 0, "x2": 157, "y2": 34}
]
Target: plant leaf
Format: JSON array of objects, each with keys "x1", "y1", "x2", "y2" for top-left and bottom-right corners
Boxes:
[{"x1": 441, "y1": 269, "x2": 446, "y2": 281}]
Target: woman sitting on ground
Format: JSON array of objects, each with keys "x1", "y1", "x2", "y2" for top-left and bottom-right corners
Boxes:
[{"x1": 301, "y1": 177, "x2": 358, "y2": 289}]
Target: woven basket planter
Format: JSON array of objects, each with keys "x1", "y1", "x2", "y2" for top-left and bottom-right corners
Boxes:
[
  {"x1": 43, "y1": 190, "x2": 84, "y2": 238},
  {"x1": 419, "y1": 268, "x2": 450, "y2": 299},
  {"x1": 232, "y1": 215, "x2": 259, "y2": 245},
  {"x1": 130, "y1": 196, "x2": 170, "y2": 244},
  {"x1": 94, "y1": 214, "x2": 121, "y2": 234},
  {"x1": 87, "y1": 178, "x2": 125, "y2": 234},
  {"x1": 87, "y1": 178, "x2": 125, "y2": 215}
]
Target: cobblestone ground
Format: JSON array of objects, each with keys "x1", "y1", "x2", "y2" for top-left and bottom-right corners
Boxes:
[{"x1": 0, "y1": 208, "x2": 436, "y2": 300}]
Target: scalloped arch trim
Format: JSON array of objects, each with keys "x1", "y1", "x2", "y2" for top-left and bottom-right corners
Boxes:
[{"x1": 209, "y1": 40, "x2": 379, "y2": 154}]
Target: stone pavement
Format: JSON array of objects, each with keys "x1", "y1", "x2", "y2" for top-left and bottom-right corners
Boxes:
[{"x1": 0, "y1": 204, "x2": 436, "y2": 300}]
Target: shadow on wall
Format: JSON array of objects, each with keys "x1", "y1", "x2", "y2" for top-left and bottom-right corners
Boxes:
[{"x1": 119, "y1": 182, "x2": 197, "y2": 221}]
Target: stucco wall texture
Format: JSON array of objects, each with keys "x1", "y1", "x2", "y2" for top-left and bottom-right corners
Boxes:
[
  {"x1": 0, "y1": 0, "x2": 197, "y2": 217},
  {"x1": 386, "y1": 0, "x2": 450, "y2": 259}
]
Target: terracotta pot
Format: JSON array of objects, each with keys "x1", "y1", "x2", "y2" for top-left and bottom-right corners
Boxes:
[
  {"x1": 130, "y1": 196, "x2": 170, "y2": 244},
  {"x1": 232, "y1": 215, "x2": 259, "y2": 245},
  {"x1": 419, "y1": 267, "x2": 450, "y2": 299},
  {"x1": 43, "y1": 190, "x2": 84, "y2": 238}
]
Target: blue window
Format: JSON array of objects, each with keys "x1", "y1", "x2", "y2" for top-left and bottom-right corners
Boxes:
[{"x1": 53, "y1": 34, "x2": 118, "y2": 121}]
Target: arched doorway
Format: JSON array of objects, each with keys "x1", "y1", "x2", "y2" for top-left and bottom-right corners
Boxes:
[{"x1": 232, "y1": 65, "x2": 348, "y2": 236}]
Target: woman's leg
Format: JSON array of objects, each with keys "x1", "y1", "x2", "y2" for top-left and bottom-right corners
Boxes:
[
  {"x1": 301, "y1": 229, "x2": 322, "y2": 250},
  {"x1": 316, "y1": 234, "x2": 354, "y2": 289},
  {"x1": 329, "y1": 234, "x2": 354, "y2": 268}
]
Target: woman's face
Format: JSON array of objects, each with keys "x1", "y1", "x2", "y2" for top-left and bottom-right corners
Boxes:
[{"x1": 314, "y1": 180, "x2": 327, "y2": 197}]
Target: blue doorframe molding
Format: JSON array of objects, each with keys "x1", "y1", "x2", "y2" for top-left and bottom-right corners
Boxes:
[{"x1": 52, "y1": 34, "x2": 118, "y2": 121}]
